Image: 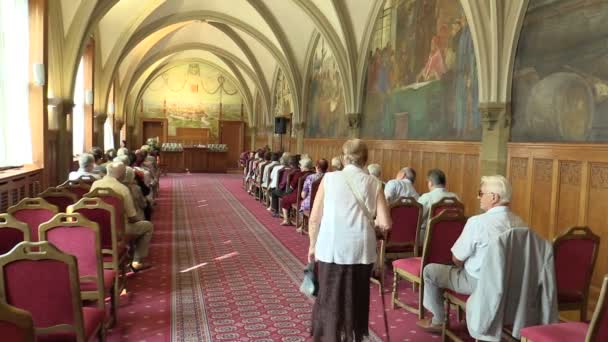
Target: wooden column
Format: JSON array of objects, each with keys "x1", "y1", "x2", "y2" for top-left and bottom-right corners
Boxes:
[
  {"x1": 29, "y1": 0, "x2": 48, "y2": 186},
  {"x1": 83, "y1": 39, "x2": 95, "y2": 152}
]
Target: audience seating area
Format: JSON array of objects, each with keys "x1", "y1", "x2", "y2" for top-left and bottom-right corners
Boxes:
[
  {"x1": 241, "y1": 147, "x2": 607, "y2": 342},
  {"x1": 0, "y1": 145, "x2": 160, "y2": 341}
]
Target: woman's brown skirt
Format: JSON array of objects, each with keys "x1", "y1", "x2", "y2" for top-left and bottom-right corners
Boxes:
[{"x1": 311, "y1": 261, "x2": 374, "y2": 342}]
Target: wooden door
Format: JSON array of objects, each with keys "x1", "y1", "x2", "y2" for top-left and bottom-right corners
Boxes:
[
  {"x1": 141, "y1": 120, "x2": 165, "y2": 146},
  {"x1": 220, "y1": 120, "x2": 244, "y2": 169}
]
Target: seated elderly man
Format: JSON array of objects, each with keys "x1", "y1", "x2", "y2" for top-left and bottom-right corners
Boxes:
[
  {"x1": 417, "y1": 168, "x2": 459, "y2": 239},
  {"x1": 330, "y1": 156, "x2": 343, "y2": 171},
  {"x1": 262, "y1": 152, "x2": 280, "y2": 189},
  {"x1": 266, "y1": 153, "x2": 290, "y2": 211},
  {"x1": 91, "y1": 162, "x2": 154, "y2": 272},
  {"x1": 69, "y1": 153, "x2": 102, "y2": 181},
  {"x1": 384, "y1": 167, "x2": 419, "y2": 204},
  {"x1": 417, "y1": 175, "x2": 526, "y2": 332}
]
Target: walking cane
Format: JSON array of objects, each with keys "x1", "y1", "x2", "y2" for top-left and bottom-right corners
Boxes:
[{"x1": 377, "y1": 235, "x2": 391, "y2": 342}]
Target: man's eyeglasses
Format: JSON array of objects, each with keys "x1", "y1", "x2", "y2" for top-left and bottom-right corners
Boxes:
[{"x1": 478, "y1": 190, "x2": 494, "y2": 198}]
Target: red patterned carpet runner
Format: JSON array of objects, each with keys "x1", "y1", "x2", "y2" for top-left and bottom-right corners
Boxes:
[{"x1": 105, "y1": 174, "x2": 467, "y2": 341}]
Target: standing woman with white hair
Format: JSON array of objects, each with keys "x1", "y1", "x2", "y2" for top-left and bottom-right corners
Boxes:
[{"x1": 308, "y1": 139, "x2": 392, "y2": 341}]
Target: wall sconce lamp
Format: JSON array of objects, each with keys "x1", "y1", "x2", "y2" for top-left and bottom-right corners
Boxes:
[
  {"x1": 84, "y1": 90, "x2": 94, "y2": 105},
  {"x1": 33, "y1": 63, "x2": 45, "y2": 86}
]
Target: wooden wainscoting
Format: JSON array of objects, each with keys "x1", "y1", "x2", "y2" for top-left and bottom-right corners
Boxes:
[
  {"x1": 0, "y1": 167, "x2": 43, "y2": 213},
  {"x1": 254, "y1": 136, "x2": 267, "y2": 149},
  {"x1": 303, "y1": 139, "x2": 481, "y2": 217},
  {"x1": 507, "y1": 142, "x2": 608, "y2": 311}
]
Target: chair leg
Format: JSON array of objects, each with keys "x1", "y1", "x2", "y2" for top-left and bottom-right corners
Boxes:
[
  {"x1": 391, "y1": 272, "x2": 398, "y2": 309},
  {"x1": 418, "y1": 283, "x2": 425, "y2": 320},
  {"x1": 98, "y1": 324, "x2": 106, "y2": 342},
  {"x1": 581, "y1": 305, "x2": 587, "y2": 322},
  {"x1": 442, "y1": 296, "x2": 450, "y2": 342}
]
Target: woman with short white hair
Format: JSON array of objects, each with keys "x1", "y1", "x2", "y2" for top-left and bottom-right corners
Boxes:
[
  {"x1": 308, "y1": 139, "x2": 392, "y2": 341},
  {"x1": 330, "y1": 156, "x2": 343, "y2": 171}
]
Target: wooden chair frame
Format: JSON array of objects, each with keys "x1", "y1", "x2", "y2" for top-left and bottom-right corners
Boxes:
[
  {"x1": 77, "y1": 175, "x2": 97, "y2": 185},
  {"x1": 7, "y1": 198, "x2": 59, "y2": 242},
  {"x1": 38, "y1": 187, "x2": 78, "y2": 211},
  {"x1": 553, "y1": 226, "x2": 600, "y2": 322},
  {"x1": 0, "y1": 241, "x2": 104, "y2": 342},
  {"x1": 392, "y1": 209, "x2": 467, "y2": 319},
  {"x1": 68, "y1": 197, "x2": 125, "y2": 327},
  {"x1": 39, "y1": 213, "x2": 105, "y2": 310},
  {"x1": 58, "y1": 180, "x2": 92, "y2": 199},
  {"x1": 0, "y1": 300, "x2": 35, "y2": 342},
  {"x1": 429, "y1": 197, "x2": 464, "y2": 222},
  {"x1": 386, "y1": 197, "x2": 423, "y2": 260},
  {"x1": 83, "y1": 187, "x2": 127, "y2": 233},
  {"x1": 0, "y1": 213, "x2": 31, "y2": 247}
]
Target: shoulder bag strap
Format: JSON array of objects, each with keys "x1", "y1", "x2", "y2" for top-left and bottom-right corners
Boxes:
[{"x1": 342, "y1": 170, "x2": 377, "y2": 223}]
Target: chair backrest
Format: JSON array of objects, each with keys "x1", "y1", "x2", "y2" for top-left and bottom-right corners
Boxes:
[
  {"x1": 553, "y1": 226, "x2": 600, "y2": 306},
  {"x1": 39, "y1": 213, "x2": 104, "y2": 310},
  {"x1": 0, "y1": 241, "x2": 86, "y2": 340},
  {"x1": 276, "y1": 168, "x2": 287, "y2": 187},
  {"x1": 422, "y1": 209, "x2": 467, "y2": 267},
  {"x1": 38, "y1": 187, "x2": 78, "y2": 212},
  {"x1": 389, "y1": 197, "x2": 423, "y2": 255},
  {"x1": 68, "y1": 197, "x2": 119, "y2": 252},
  {"x1": 587, "y1": 275, "x2": 608, "y2": 342},
  {"x1": 84, "y1": 187, "x2": 125, "y2": 234},
  {"x1": 7, "y1": 198, "x2": 58, "y2": 242},
  {"x1": 0, "y1": 214, "x2": 30, "y2": 255},
  {"x1": 430, "y1": 196, "x2": 464, "y2": 218},
  {"x1": 57, "y1": 180, "x2": 91, "y2": 200},
  {"x1": 309, "y1": 175, "x2": 324, "y2": 209},
  {"x1": 0, "y1": 301, "x2": 35, "y2": 342},
  {"x1": 77, "y1": 175, "x2": 96, "y2": 185},
  {"x1": 295, "y1": 172, "x2": 314, "y2": 207}
]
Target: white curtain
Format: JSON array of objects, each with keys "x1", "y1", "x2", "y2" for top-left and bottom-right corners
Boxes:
[
  {"x1": 0, "y1": 0, "x2": 32, "y2": 167},
  {"x1": 72, "y1": 58, "x2": 85, "y2": 156},
  {"x1": 104, "y1": 116, "x2": 114, "y2": 150}
]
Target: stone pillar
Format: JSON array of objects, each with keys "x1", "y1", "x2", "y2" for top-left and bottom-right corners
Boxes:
[
  {"x1": 479, "y1": 102, "x2": 511, "y2": 176},
  {"x1": 293, "y1": 122, "x2": 305, "y2": 154},
  {"x1": 52, "y1": 98, "x2": 75, "y2": 184},
  {"x1": 346, "y1": 113, "x2": 362, "y2": 138},
  {"x1": 265, "y1": 124, "x2": 274, "y2": 149},
  {"x1": 93, "y1": 114, "x2": 107, "y2": 149},
  {"x1": 248, "y1": 127, "x2": 256, "y2": 150},
  {"x1": 115, "y1": 118, "x2": 124, "y2": 149}
]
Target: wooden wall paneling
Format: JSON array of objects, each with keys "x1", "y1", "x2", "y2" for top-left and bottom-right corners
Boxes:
[
  {"x1": 461, "y1": 155, "x2": 480, "y2": 217},
  {"x1": 448, "y1": 153, "x2": 464, "y2": 197},
  {"x1": 556, "y1": 161, "x2": 582, "y2": 235},
  {"x1": 509, "y1": 157, "x2": 529, "y2": 221},
  {"x1": 587, "y1": 163, "x2": 608, "y2": 295},
  {"x1": 529, "y1": 159, "x2": 553, "y2": 238}
]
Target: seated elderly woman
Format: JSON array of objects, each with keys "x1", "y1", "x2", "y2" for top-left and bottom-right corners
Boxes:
[
  {"x1": 297, "y1": 159, "x2": 328, "y2": 230},
  {"x1": 121, "y1": 167, "x2": 147, "y2": 221},
  {"x1": 331, "y1": 156, "x2": 343, "y2": 171},
  {"x1": 69, "y1": 153, "x2": 102, "y2": 181},
  {"x1": 279, "y1": 157, "x2": 314, "y2": 225}
]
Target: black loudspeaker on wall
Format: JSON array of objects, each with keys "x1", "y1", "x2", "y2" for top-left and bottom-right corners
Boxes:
[{"x1": 274, "y1": 117, "x2": 287, "y2": 134}]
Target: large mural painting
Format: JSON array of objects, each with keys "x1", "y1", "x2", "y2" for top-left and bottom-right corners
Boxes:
[
  {"x1": 511, "y1": 0, "x2": 608, "y2": 142},
  {"x1": 141, "y1": 63, "x2": 242, "y2": 141},
  {"x1": 305, "y1": 37, "x2": 348, "y2": 138},
  {"x1": 362, "y1": 0, "x2": 480, "y2": 140},
  {"x1": 273, "y1": 68, "x2": 293, "y2": 118}
]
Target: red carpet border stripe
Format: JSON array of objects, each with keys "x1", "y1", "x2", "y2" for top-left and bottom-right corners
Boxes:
[
  {"x1": 169, "y1": 174, "x2": 316, "y2": 341},
  {"x1": 106, "y1": 177, "x2": 173, "y2": 342}
]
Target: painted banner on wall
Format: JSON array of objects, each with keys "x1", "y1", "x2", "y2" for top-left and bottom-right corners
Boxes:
[
  {"x1": 141, "y1": 63, "x2": 242, "y2": 141},
  {"x1": 362, "y1": 0, "x2": 480, "y2": 141},
  {"x1": 511, "y1": 0, "x2": 608, "y2": 142}
]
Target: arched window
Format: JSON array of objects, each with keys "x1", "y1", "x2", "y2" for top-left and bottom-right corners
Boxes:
[
  {"x1": 0, "y1": 0, "x2": 32, "y2": 167},
  {"x1": 72, "y1": 57, "x2": 85, "y2": 156},
  {"x1": 104, "y1": 116, "x2": 114, "y2": 150}
]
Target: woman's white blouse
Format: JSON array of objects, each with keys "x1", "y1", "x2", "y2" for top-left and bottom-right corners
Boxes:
[{"x1": 315, "y1": 164, "x2": 381, "y2": 265}]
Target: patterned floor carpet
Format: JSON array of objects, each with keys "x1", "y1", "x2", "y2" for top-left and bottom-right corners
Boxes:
[{"x1": 106, "y1": 174, "x2": 473, "y2": 341}]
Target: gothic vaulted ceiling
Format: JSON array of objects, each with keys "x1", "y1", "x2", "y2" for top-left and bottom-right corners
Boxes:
[{"x1": 48, "y1": 0, "x2": 384, "y2": 127}]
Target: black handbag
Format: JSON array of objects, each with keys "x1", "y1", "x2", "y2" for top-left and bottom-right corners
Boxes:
[{"x1": 299, "y1": 262, "x2": 318, "y2": 297}]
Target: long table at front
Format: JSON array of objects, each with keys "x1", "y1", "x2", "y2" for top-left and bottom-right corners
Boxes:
[{"x1": 161, "y1": 148, "x2": 228, "y2": 173}]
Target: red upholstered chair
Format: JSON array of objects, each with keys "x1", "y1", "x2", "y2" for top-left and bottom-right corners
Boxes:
[
  {"x1": 520, "y1": 274, "x2": 608, "y2": 342},
  {"x1": 392, "y1": 209, "x2": 467, "y2": 319},
  {"x1": 0, "y1": 301, "x2": 35, "y2": 342},
  {"x1": 84, "y1": 188, "x2": 126, "y2": 241},
  {"x1": 38, "y1": 187, "x2": 78, "y2": 212},
  {"x1": 68, "y1": 197, "x2": 125, "y2": 326},
  {"x1": 0, "y1": 214, "x2": 31, "y2": 255},
  {"x1": 7, "y1": 198, "x2": 58, "y2": 242},
  {"x1": 77, "y1": 175, "x2": 97, "y2": 185},
  {"x1": 429, "y1": 196, "x2": 464, "y2": 220},
  {"x1": 553, "y1": 226, "x2": 600, "y2": 322},
  {"x1": 0, "y1": 241, "x2": 105, "y2": 341},
  {"x1": 386, "y1": 197, "x2": 423, "y2": 260},
  {"x1": 58, "y1": 180, "x2": 92, "y2": 200},
  {"x1": 39, "y1": 214, "x2": 109, "y2": 323}
]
